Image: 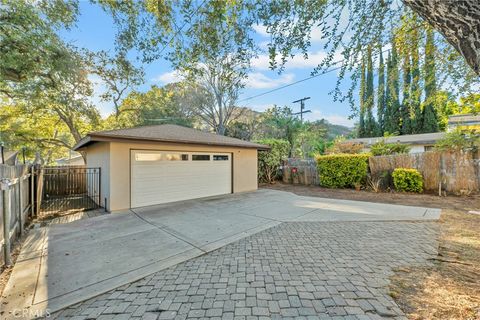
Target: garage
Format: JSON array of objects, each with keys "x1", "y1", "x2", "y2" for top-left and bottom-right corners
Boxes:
[
  {"x1": 131, "y1": 150, "x2": 232, "y2": 207},
  {"x1": 73, "y1": 124, "x2": 269, "y2": 211}
]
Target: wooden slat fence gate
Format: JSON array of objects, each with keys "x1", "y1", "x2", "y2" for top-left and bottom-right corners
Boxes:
[{"x1": 39, "y1": 166, "x2": 101, "y2": 217}]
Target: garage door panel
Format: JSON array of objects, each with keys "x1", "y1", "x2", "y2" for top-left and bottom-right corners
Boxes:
[{"x1": 131, "y1": 150, "x2": 232, "y2": 207}]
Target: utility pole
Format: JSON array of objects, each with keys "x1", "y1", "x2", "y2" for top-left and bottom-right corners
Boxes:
[{"x1": 292, "y1": 97, "x2": 311, "y2": 122}]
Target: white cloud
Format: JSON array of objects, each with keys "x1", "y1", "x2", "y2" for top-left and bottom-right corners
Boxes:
[
  {"x1": 251, "y1": 50, "x2": 343, "y2": 71},
  {"x1": 253, "y1": 24, "x2": 269, "y2": 37},
  {"x1": 151, "y1": 70, "x2": 183, "y2": 84},
  {"x1": 246, "y1": 72, "x2": 295, "y2": 89}
]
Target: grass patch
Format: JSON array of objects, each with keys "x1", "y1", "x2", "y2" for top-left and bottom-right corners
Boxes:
[{"x1": 390, "y1": 209, "x2": 480, "y2": 320}]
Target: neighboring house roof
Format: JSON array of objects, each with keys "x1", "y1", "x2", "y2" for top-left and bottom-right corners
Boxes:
[
  {"x1": 55, "y1": 154, "x2": 85, "y2": 165},
  {"x1": 347, "y1": 132, "x2": 445, "y2": 147},
  {"x1": 74, "y1": 124, "x2": 270, "y2": 150},
  {"x1": 1, "y1": 150, "x2": 19, "y2": 165},
  {"x1": 448, "y1": 114, "x2": 480, "y2": 126}
]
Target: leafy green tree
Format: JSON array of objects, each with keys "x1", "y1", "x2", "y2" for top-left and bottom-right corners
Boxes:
[
  {"x1": 90, "y1": 51, "x2": 144, "y2": 117},
  {"x1": 258, "y1": 106, "x2": 302, "y2": 157},
  {"x1": 0, "y1": 0, "x2": 80, "y2": 99},
  {"x1": 358, "y1": 58, "x2": 367, "y2": 137},
  {"x1": 364, "y1": 46, "x2": 377, "y2": 137},
  {"x1": 105, "y1": 84, "x2": 196, "y2": 129},
  {"x1": 400, "y1": 54, "x2": 412, "y2": 134},
  {"x1": 422, "y1": 27, "x2": 439, "y2": 133},
  {"x1": 410, "y1": 26, "x2": 422, "y2": 133},
  {"x1": 256, "y1": 139, "x2": 290, "y2": 183},
  {"x1": 385, "y1": 38, "x2": 401, "y2": 134},
  {"x1": 377, "y1": 46, "x2": 386, "y2": 136}
]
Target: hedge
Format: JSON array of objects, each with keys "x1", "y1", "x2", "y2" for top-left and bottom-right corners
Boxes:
[
  {"x1": 316, "y1": 153, "x2": 370, "y2": 188},
  {"x1": 392, "y1": 168, "x2": 423, "y2": 193}
]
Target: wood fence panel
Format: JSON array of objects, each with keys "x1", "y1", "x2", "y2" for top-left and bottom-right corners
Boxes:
[
  {"x1": 0, "y1": 164, "x2": 31, "y2": 267},
  {"x1": 369, "y1": 151, "x2": 479, "y2": 193}
]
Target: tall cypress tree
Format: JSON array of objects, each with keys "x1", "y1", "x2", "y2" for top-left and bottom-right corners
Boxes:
[
  {"x1": 365, "y1": 46, "x2": 377, "y2": 137},
  {"x1": 401, "y1": 54, "x2": 412, "y2": 134},
  {"x1": 358, "y1": 56, "x2": 366, "y2": 137},
  {"x1": 422, "y1": 27, "x2": 439, "y2": 133},
  {"x1": 385, "y1": 37, "x2": 401, "y2": 134},
  {"x1": 410, "y1": 26, "x2": 422, "y2": 133},
  {"x1": 384, "y1": 52, "x2": 392, "y2": 134},
  {"x1": 377, "y1": 45, "x2": 386, "y2": 136}
]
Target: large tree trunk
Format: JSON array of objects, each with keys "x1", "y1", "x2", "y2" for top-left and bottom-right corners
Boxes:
[{"x1": 403, "y1": 0, "x2": 480, "y2": 75}]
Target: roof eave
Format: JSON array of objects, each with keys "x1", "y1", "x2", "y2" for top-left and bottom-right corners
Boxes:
[{"x1": 74, "y1": 134, "x2": 270, "y2": 151}]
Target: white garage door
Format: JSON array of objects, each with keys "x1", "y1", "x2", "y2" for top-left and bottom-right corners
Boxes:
[{"x1": 131, "y1": 150, "x2": 232, "y2": 208}]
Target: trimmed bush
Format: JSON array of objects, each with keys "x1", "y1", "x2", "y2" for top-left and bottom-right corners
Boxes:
[
  {"x1": 256, "y1": 139, "x2": 290, "y2": 183},
  {"x1": 316, "y1": 153, "x2": 370, "y2": 188},
  {"x1": 392, "y1": 168, "x2": 423, "y2": 193}
]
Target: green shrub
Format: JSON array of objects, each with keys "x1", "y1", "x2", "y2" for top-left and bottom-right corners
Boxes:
[
  {"x1": 392, "y1": 168, "x2": 423, "y2": 193},
  {"x1": 256, "y1": 139, "x2": 290, "y2": 183},
  {"x1": 370, "y1": 141, "x2": 410, "y2": 156},
  {"x1": 316, "y1": 153, "x2": 370, "y2": 188}
]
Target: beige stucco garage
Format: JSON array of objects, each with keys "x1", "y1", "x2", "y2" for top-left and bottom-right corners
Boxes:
[{"x1": 74, "y1": 124, "x2": 268, "y2": 211}]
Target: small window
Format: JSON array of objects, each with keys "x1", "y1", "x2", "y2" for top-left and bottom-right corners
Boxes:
[
  {"x1": 165, "y1": 154, "x2": 189, "y2": 161},
  {"x1": 135, "y1": 153, "x2": 162, "y2": 161},
  {"x1": 192, "y1": 154, "x2": 210, "y2": 161},
  {"x1": 213, "y1": 155, "x2": 229, "y2": 161}
]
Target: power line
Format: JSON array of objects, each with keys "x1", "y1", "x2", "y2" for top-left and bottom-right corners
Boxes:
[
  {"x1": 238, "y1": 46, "x2": 394, "y2": 103},
  {"x1": 238, "y1": 63, "x2": 344, "y2": 103}
]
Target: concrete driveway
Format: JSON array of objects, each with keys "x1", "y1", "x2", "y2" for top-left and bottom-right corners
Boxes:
[{"x1": 0, "y1": 189, "x2": 440, "y2": 318}]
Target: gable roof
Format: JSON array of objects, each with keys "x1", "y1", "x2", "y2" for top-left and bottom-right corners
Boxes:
[
  {"x1": 73, "y1": 124, "x2": 270, "y2": 150},
  {"x1": 347, "y1": 132, "x2": 445, "y2": 146}
]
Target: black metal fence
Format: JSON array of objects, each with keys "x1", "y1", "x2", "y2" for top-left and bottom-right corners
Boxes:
[{"x1": 40, "y1": 166, "x2": 101, "y2": 216}]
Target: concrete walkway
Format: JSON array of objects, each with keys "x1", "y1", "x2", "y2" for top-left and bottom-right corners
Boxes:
[{"x1": 0, "y1": 189, "x2": 441, "y2": 319}]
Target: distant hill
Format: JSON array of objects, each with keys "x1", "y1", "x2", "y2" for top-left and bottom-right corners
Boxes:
[
  {"x1": 313, "y1": 119, "x2": 353, "y2": 140},
  {"x1": 320, "y1": 119, "x2": 353, "y2": 139}
]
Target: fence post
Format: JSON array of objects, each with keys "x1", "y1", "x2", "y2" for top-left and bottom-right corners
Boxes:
[
  {"x1": 31, "y1": 166, "x2": 35, "y2": 218},
  {"x1": 1, "y1": 178, "x2": 12, "y2": 266},
  {"x1": 18, "y1": 176, "x2": 24, "y2": 235}
]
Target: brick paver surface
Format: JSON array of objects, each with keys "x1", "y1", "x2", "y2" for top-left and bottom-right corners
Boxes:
[{"x1": 54, "y1": 221, "x2": 438, "y2": 320}]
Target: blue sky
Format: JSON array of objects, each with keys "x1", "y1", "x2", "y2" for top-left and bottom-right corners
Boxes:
[{"x1": 60, "y1": 2, "x2": 356, "y2": 127}]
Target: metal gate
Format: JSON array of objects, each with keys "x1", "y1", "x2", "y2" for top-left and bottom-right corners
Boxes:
[{"x1": 40, "y1": 166, "x2": 101, "y2": 216}]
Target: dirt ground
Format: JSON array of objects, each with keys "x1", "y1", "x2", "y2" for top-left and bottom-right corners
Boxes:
[
  {"x1": 0, "y1": 230, "x2": 30, "y2": 297},
  {"x1": 264, "y1": 182, "x2": 480, "y2": 320}
]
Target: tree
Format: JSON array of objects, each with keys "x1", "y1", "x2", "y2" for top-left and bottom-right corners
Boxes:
[
  {"x1": 0, "y1": 0, "x2": 80, "y2": 99},
  {"x1": 377, "y1": 46, "x2": 386, "y2": 135},
  {"x1": 358, "y1": 58, "x2": 367, "y2": 137},
  {"x1": 422, "y1": 27, "x2": 440, "y2": 133},
  {"x1": 385, "y1": 38, "x2": 401, "y2": 134},
  {"x1": 410, "y1": 26, "x2": 422, "y2": 133},
  {"x1": 403, "y1": 0, "x2": 480, "y2": 75},
  {"x1": 105, "y1": 84, "x2": 196, "y2": 129},
  {"x1": 91, "y1": 51, "x2": 144, "y2": 117},
  {"x1": 259, "y1": 106, "x2": 302, "y2": 157},
  {"x1": 364, "y1": 46, "x2": 377, "y2": 137},
  {"x1": 400, "y1": 53, "x2": 412, "y2": 134}
]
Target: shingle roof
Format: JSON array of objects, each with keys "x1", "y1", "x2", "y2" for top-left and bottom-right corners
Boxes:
[
  {"x1": 73, "y1": 124, "x2": 270, "y2": 150},
  {"x1": 347, "y1": 132, "x2": 445, "y2": 146},
  {"x1": 448, "y1": 114, "x2": 480, "y2": 124}
]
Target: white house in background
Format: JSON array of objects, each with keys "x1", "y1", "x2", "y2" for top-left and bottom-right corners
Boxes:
[
  {"x1": 55, "y1": 153, "x2": 85, "y2": 166},
  {"x1": 348, "y1": 132, "x2": 446, "y2": 154},
  {"x1": 447, "y1": 113, "x2": 480, "y2": 132}
]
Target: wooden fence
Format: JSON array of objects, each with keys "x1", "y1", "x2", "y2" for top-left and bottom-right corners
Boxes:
[
  {"x1": 0, "y1": 164, "x2": 35, "y2": 267},
  {"x1": 369, "y1": 150, "x2": 480, "y2": 194},
  {"x1": 281, "y1": 151, "x2": 480, "y2": 194},
  {"x1": 282, "y1": 158, "x2": 319, "y2": 185}
]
